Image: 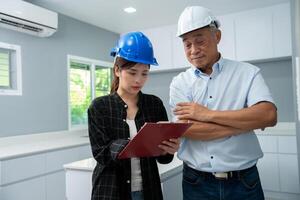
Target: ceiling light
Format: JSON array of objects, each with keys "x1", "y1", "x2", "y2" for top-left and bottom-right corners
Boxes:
[{"x1": 124, "y1": 7, "x2": 136, "y2": 13}]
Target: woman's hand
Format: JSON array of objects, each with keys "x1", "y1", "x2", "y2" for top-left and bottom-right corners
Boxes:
[{"x1": 158, "y1": 138, "x2": 180, "y2": 155}]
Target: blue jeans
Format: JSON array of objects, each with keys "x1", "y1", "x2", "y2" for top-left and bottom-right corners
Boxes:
[
  {"x1": 131, "y1": 191, "x2": 144, "y2": 200},
  {"x1": 182, "y1": 164, "x2": 264, "y2": 200}
]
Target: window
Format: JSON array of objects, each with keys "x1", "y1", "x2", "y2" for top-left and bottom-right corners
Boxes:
[
  {"x1": 95, "y1": 65, "x2": 112, "y2": 97},
  {"x1": 0, "y1": 42, "x2": 22, "y2": 95},
  {"x1": 0, "y1": 49, "x2": 10, "y2": 88},
  {"x1": 68, "y1": 55, "x2": 112, "y2": 129}
]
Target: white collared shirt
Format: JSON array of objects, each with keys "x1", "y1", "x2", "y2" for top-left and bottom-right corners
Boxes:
[{"x1": 169, "y1": 57, "x2": 274, "y2": 172}]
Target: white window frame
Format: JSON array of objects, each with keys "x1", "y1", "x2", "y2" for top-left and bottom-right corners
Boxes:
[
  {"x1": 0, "y1": 42, "x2": 22, "y2": 95},
  {"x1": 67, "y1": 54, "x2": 113, "y2": 130}
]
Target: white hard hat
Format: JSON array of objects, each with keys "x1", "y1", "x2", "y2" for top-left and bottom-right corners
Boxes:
[{"x1": 177, "y1": 6, "x2": 220, "y2": 37}]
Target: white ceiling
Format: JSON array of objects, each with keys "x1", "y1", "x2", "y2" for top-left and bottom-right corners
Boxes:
[{"x1": 29, "y1": 0, "x2": 289, "y2": 34}]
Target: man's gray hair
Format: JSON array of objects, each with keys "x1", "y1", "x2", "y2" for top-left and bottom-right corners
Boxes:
[{"x1": 209, "y1": 21, "x2": 219, "y2": 33}]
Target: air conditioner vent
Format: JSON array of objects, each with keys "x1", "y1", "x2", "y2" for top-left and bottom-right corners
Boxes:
[
  {"x1": 0, "y1": 18, "x2": 42, "y2": 33},
  {"x1": 0, "y1": 1, "x2": 58, "y2": 37}
]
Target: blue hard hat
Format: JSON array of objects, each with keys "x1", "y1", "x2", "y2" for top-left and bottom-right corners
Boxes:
[{"x1": 110, "y1": 31, "x2": 158, "y2": 66}]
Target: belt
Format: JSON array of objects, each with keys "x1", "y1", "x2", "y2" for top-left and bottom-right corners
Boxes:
[{"x1": 184, "y1": 164, "x2": 256, "y2": 180}]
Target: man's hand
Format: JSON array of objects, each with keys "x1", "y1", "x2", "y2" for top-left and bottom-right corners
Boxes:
[
  {"x1": 174, "y1": 102, "x2": 212, "y2": 122},
  {"x1": 158, "y1": 138, "x2": 180, "y2": 155}
]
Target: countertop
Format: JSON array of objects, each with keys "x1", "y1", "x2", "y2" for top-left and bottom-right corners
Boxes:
[
  {"x1": 254, "y1": 122, "x2": 296, "y2": 136},
  {"x1": 0, "y1": 122, "x2": 295, "y2": 160},
  {"x1": 64, "y1": 155, "x2": 183, "y2": 180},
  {"x1": 0, "y1": 129, "x2": 89, "y2": 160}
]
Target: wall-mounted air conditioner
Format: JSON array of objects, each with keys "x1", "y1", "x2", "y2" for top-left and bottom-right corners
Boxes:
[{"x1": 0, "y1": 0, "x2": 58, "y2": 37}]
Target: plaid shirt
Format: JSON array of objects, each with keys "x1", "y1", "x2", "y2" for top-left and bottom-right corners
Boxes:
[{"x1": 88, "y1": 92, "x2": 173, "y2": 200}]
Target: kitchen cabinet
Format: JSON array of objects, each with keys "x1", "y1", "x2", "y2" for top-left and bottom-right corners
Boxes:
[
  {"x1": 257, "y1": 153, "x2": 280, "y2": 191},
  {"x1": 142, "y1": 24, "x2": 192, "y2": 72},
  {"x1": 272, "y1": 3, "x2": 292, "y2": 58},
  {"x1": 1, "y1": 176, "x2": 46, "y2": 200},
  {"x1": 256, "y1": 127, "x2": 300, "y2": 199},
  {"x1": 235, "y1": 3, "x2": 291, "y2": 61},
  {"x1": 278, "y1": 154, "x2": 300, "y2": 193},
  {"x1": 162, "y1": 170, "x2": 182, "y2": 200},
  {"x1": 46, "y1": 171, "x2": 65, "y2": 200},
  {"x1": 171, "y1": 24, "x2": 190, "y2": 68},
  {"x1": 217, "y1": 14, "x2": 236, "y2": 60},
  {"x1": 277, "y1": 136, "x2": 299, "y2": 193},
  {"x1": 235, "y1": 7, "x2": 273, "y2": 61},
  {"x1": 77, "y1": 145, "x2": 93, "y2": 159},
  {"x1": 0, "y1": 144, "x2": 92, "y2": 200},
  {"x1": 278, "y1": 135, "x2": 297, "y2": 154},
  {"x1": 46, "y1": 148, "x2": 79, "y2": 173},
  {"x1": 65, "y1": 156, "x2": 184, "y2": 200},
  {"x1": 141, "y1": 3, "x2": 291, "y2": 73},
  {"x1": 142, "y1": 25, "x2": 174, "y2": 71},
  {"x1": 65, "y1": 165, "x2": 93, "y2": 200},
  {"x1": 1, "y1": 153, "x2": 45, "y2": 185}
]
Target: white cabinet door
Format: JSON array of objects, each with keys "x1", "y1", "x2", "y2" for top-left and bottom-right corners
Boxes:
[
  {"x1": 171, "y1": 25, "x2": 190, "y2": 68},
  {"x1": 1, "y1": 177, "x2": 46, "y2": 200},
  {"x1": 1, "y1": 153, "x2": 45, "y2": 185},
  {"x1": 142, "y1": 25, "x2": 173, "y2": 71},
  {"x1": 45, "y1": 145, "x2": 92, "y2": 199},
  {"x1": 46, "y1": 148, "x2": 79, "y2": 173},
  {"x1": 77, "y1": 145, "x2": 93, "y2": 160},
  {"x1": 162, "y1": 171, "x2": 182, "y2": 200},
  {"x1": 272, "y1": 3, "x2": 292, "y2": 58},
  {"x1": 46, "y1": 171, "x2": 65, "y2": 200},
  {"x1": 235, "y1": 7, "x2": 273, "y2": 61},
  {"x1": 218, "y1": 14, "x2": 236, "y2": 60},
  {"x1": 257, "y1": 135, "x2": 278, "y2": 153},
  {"x1": 65, "y1": 169, "x2": 92, "y2": 200},
  {"x1": 46, "y1": 145, "x2": 91, "y2": 173},
  {"x1": 278, "y1": 136, "x2": 297, "y2": 154},
  {"x1": 257, "y1": 153, "x2": 280, "y2": 192},
  {"x1": 278, "y1": 154, "x2": 300, "y2": 193}
]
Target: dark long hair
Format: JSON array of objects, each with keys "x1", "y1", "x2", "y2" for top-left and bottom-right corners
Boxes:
[{"x1": 110, "y1": 57, "x2": 137, "y2": 94}]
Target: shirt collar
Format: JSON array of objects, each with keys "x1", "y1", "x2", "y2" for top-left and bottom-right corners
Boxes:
[
  {"x1": 193, "y1": 55, "x2": 224, "y2": 77},
  {"x1": 112, "y1": 91, "x2": 143, "y2": 107}
]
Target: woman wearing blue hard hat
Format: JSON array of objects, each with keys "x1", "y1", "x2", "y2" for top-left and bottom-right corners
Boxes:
[{"x1": 88, "y1": 32, "x2": 180, "y2": 200}]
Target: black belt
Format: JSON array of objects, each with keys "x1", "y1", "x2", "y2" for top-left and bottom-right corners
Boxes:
[{"x1": 184, "y1": 163, "x2": 257, "y2": 180}]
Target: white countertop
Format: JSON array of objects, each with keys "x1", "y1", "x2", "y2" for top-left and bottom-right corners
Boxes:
[
  {"x1": 64, "y1": 157, "x2": 96, "y2": 172},
  {"x1": 64, "y1": 156, "x2": 183, "y2": 200},
  {"x1": 0, "y1": 129, "x2": 89, "y2": 160},
  {"x1": 0, "y1": 122, "x2": 295, "y2": 161},
  {"x1": 254, "y1": 122, "x2": 296, "y2": 136},
  {"x1": 64, "y1": 155, "x2": 183, "y2": 179}
]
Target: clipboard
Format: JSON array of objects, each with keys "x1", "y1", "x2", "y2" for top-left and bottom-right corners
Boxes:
[{"x1": 118, "y1": 122, "x2": 192, "y2": 159}]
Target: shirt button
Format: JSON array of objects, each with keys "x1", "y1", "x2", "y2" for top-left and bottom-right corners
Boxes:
[
  {"x1": 126, "y1": 180, "x2": 130, "y2": 183},
  {"x1": 209, "y1": 77, "x2": 212, "y2": 80},
  {"x1": 209, "y1": 96, "x2": 212, "y2": 98},
  {"x1": 210, "y1": 156, "x2": 214, "y2": 159}
]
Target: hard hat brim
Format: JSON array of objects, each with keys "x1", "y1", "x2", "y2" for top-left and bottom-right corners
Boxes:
[{"x1": 177, "y1": 20, "x2": 220, "y2": 37}]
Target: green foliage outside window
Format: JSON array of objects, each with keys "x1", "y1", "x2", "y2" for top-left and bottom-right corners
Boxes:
[
  {"x1": 70, "y1": 63, "x2": 91, "y2": 126},
  {"x1": 95, "y1": 66, "x2": 111, "y2": 97},
  {"x1": 70, "y1": 61, "x2": 112, "y2": 127}
]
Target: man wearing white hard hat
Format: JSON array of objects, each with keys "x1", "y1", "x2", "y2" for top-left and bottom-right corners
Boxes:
[{"x1": 169, "y1": 6, "x2": 277, "y2": 200}]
